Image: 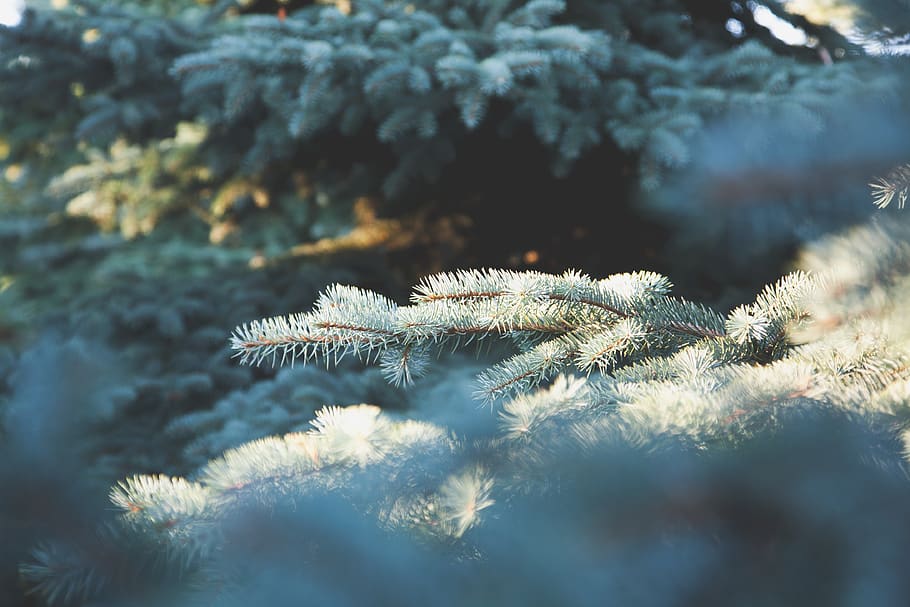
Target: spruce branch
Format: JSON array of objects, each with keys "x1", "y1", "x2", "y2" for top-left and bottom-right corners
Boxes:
[{"x1": 230, "y1": 269, "x2": 820, "y2": 402}]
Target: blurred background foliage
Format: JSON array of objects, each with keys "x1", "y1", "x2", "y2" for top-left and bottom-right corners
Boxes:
[{"x1": 2, "y1": 0, "x2": 910, "y2": 605}]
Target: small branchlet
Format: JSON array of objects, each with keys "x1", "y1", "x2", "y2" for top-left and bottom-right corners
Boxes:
[{"x1": 870, "y1": 164, "x2": 910, "y2": 209}]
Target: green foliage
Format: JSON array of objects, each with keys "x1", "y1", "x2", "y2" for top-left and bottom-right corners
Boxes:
[
  {"x1": 172, "y1": 0, "x2": 897, "y2": 194},
  {"x1": 231, "y1": 268, "x2": 819, "y2": 400},
  {"x1": 164, "y1": 362, "x2": 405, "y2": 466},
  {"x1": 6, "y1": 0, "x2": 895, "y2": 206},
  {"x1": 45, "y1": 123, "x2": 210, "y2": 238},
  {"x1": 21, "y1": 216, "x2": 910, "y2": 605},
  {"x1": 0, "y1": 1, "x2": 202, "y2": 147},
  {"x1": 8, "y1": 2, "x2": 910, "y2": 605},
  {"x1": 171, "y1": 0, "x2": 614, "y2": 192}
]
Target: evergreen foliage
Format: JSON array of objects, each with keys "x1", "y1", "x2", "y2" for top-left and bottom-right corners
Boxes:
[
  {"x1": 170, "y1": 0, "x2": 900, "y2": 194},
  {"x1": 0, "y1": 2, "x2": 201, "y2": 147},
  {"x1": 4, "y1": 0, "x2": 906, "y2": 294},
  {"x1": 45, "y1": 122, "x2": 211, "y2": 238},
  {"x1": 230, "y1": 268, "x2": 818, "y2": 401},
  {"x1": 6, "y1": 2, "x2": 910, "y2": 606},
  {"x1": 164, "y1": 363, "x2": 405, "y2": 466},
  {"x1": 39, "y1": 121, "x2": 363, "y2": 246},
  {"x1": 4, "y1": 0, "x2": 902, "y2": 204},
  {"x1": 4, "y1": 0, "x2": 905, "y2": 297},
  {"x1": 23, "y1": 219, "x2": 910, "y2": 604}
]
